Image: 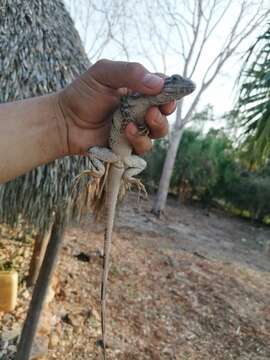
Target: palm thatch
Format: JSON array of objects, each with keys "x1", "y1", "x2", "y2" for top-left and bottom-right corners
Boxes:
[{"x1": 0, "y1": 0, "x2": 92, "y2": 233}]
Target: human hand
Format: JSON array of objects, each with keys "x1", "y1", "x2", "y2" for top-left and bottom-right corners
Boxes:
[{"x1": 57, "y1": 59, "x2": 176, "y2": 155}]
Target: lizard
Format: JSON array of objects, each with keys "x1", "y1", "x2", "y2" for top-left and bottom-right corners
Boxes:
[{"x1": 75, "y1": 74, "x2": 195, "y2": 359}]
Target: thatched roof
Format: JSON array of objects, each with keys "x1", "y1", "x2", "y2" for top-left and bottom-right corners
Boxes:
[{"x1": 0, "y1": 0, "x2": 92, "y2": 232}]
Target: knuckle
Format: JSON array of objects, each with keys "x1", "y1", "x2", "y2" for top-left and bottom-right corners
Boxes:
[
  {"x1": 154, "y1": 111, "x2": 164, "y2": 124},
  {"x1": 148, "y1": 115, "x2": 169, "y2": 139},
  {"x1": 92, "y1": 58, "x2": 109, "y2": 70},
  {"x1": 126, "y1": 62, "x2": 145, "y2": 78},
  {"x1": 154, "y1": 72, "x2": 166, "y2": 79},
  {"x1": 161, "y1": 116, "x2": 169, "y2": 134},
  {"x1": 135, "y1": 137, "x2": 152, "y2": 155}
]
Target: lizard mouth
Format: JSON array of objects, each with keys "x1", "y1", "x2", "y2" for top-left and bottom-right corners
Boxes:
[
  {"x1": 184, "y1": 81, "x2": 196, "y2": 93},
  {"x1": 165, "y1": 84, "x2": 196, "y2": 94}
]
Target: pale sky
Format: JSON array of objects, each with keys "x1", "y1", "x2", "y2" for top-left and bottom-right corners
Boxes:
[{"x1": 64, "y1": 0, "x2": 267, "y2": 128}]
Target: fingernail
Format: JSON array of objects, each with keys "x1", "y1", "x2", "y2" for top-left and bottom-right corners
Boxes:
[
  {"x1": 117, "y1": 87, "x2": 129, "y2": 96},
  {"x1": 143, "y1": 74, "x2": 164, "y2": 89},
  {"x1": 128, "y1": 123, "x2": 138, "y2": 136}
]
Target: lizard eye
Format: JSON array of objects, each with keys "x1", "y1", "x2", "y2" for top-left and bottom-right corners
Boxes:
[{"x1": 171, "y1": 75, "x2": 181, "y2": 82}]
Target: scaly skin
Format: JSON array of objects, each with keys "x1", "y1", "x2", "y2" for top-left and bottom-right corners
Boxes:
[{"x1": 79, "y1": 74, "x2": 195, "y2": 359}]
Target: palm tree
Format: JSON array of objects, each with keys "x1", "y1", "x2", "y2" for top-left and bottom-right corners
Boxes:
[
  {"x1": 237, "y1": 24, "x2": 270, "y2": 166},
  {"x1": 0, "y1": 0, "x2": 91, "y2": 284}
]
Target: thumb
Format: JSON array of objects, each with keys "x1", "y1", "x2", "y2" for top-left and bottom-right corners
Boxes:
[{"x1": 86, "y1": 59, "x2": 164, "y2": 95}]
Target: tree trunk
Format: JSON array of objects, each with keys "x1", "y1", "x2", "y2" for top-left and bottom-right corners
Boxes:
[
  {"x1": 27, "y1": 223, "x2": 53, "y2": 287},
  {"x1": 152, "y1": 127, "x2": 184, "y2": 216},
  {"x1": 152, "y1": 102, "x2": 185, "y2": 216},
  {"x1": 16, "y1": 210, "x2": 65, "y2": 360}
]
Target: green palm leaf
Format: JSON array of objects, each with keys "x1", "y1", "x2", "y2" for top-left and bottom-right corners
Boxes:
[{"x1": 238, "y1": 24, "x2": 270, "y2": 166}]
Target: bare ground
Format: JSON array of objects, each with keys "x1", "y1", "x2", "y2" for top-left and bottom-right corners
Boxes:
[
  {"x1": 49, "y1": 194, "x2": 270, "y2": 359},
  {"x1": 1, "y1": 194, "x2": 270, "y2": 359}
]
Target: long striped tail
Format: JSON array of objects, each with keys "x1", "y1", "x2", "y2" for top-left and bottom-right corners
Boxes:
[{"x1": 101, "y1": 164, "x2": 124, "y2": 359}]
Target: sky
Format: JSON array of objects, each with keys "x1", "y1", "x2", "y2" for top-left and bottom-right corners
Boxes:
[{"x1": 64, "y1": 0, "x2": 267, "y2": 129}]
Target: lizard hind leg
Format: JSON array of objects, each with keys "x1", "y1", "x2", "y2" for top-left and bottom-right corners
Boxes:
[
  {"x1": 88, "y1": 147, "x2": 119, "y2": 198},
  {"x1": 87, "y1": 147, "x2": 120, "y2": 218},
  {"x1": 73, "y1": 157, "x2": 106, "y2": 198},
  {"x1": 123, "y1": 155, "x2": 148, "y2": 198},
  {"x1": 123, "y1": 177, "x2": 147, "y2": 199},
  {"x1": 71, "y1": 155, "x2": 106, "y2": 206},
  {"x1": 89, "y1": 162, "x2": 111, "y2": 217}
]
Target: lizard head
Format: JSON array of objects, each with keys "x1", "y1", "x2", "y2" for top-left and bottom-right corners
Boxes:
[
  {"x1": 127, "y1": 74, "x2": 196, "y2": 108},
  {"x1": 162, "y1": 74, "x2": 196, "y2": 101}
]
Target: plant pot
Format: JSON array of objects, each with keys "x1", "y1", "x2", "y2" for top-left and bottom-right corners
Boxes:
[{"x1": 0, "y1": 271, "x2": 18, "y2": 312}]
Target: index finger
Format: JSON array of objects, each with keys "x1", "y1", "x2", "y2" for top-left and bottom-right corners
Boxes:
[
  {"x1": 160, "y1": 100, "x2": 177, "y2": 115},
  {"x1": 87, "y1": 59, "x2": 164, "y2": 95}
]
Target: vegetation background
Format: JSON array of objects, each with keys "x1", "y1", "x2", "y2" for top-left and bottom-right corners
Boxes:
[{"x1": 0, "y1": 1, "x2": 270, "y2": 359}]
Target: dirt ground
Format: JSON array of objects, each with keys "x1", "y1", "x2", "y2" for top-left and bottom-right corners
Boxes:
[{"x1": 1, "y1": 194, "x2": 270, "y2": 359}]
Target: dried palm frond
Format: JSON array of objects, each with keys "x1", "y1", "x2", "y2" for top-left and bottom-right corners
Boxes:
[{"x1": 0, "y1": 0, "x2": 92, "y2": 232}]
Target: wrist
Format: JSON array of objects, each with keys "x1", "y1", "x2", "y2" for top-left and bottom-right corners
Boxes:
[{"x1": 51, "y1": 91, "x2": 71, "y2": 157}]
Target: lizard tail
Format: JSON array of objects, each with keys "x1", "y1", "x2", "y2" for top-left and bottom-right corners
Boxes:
[{"x1": 101, "y1": 165, "x2": 124, "y2": 359}]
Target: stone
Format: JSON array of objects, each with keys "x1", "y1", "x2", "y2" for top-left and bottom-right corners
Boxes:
[
  {"x1": 1, "y1": 326, "x2": 21, "y2": 342},
  {"x1": 0, "y1": 340, "x2": 8, "y2": 349},
  {"x1": 164, "y1": 255, "x2": 178, "y2": 268},
  {"x1": 49, "y1": 332, "x2": 59, "y2": 348},
  {"x1": 37, "y1": 313, "x2": 53, "y2": 337},
  {"x1": 7, "y1": 344, "x2": 17, "y2": 353},
  {"x1": 91, "y1": 307, "x2": 100, "y2": 321},
  {"x1": 44, "y1": 285, "x2": 55, "y2": 305},
  {"x1": 30, "y1": 336, "x2": 49, "y2": 360},
  {"x1": 21, "y1": 289, "x2": 31, "y2": 300},
  {"x1": 74, "y1": 252, "x2": 91, "y2": 262},
  {"x1": 2, "y1": 314, "x2": 13, "y2": 324},
  {"x1": 65, "y1": 313, "x2": 83, "y2": 329}
]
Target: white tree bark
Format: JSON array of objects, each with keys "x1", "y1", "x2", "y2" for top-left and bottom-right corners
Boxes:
[
  {"x1": 151, "y1": 0, "x2": 269, "y2": 216},
  {"x1": 152, "y1": 124, "x2": 185, "y2": 215}
]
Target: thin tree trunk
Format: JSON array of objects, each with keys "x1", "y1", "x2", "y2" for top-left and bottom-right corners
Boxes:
[
  {"x1": 152, "y1": 127, "x2": 184, "y2": 216},
  {"x1": 152, "y1": 103, "x2": 185, "y2": 216},
  {"x1": 15, "y1": 210, "x2": 65, "y2": 360},
  {"x1": 27, "y1": 223, "x2": 53, "y2": 287}
]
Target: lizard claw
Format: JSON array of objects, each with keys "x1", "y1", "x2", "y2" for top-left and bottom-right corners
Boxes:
[{"x1": 123, "y1": 177, "x2": 148, "y2": 199}]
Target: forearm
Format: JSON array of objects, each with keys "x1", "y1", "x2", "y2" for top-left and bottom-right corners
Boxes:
[
  {"x1": 0, "y1": 60, "x2": 174, "y2": 184},
  {"x1": 0, "y1": 94, "x2": 67, "y2": 183}
]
